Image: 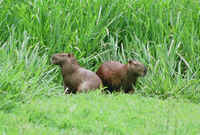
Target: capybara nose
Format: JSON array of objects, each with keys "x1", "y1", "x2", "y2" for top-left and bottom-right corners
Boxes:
[
  {"x1": 144, "y1": 67, "x2": 147, "y2": 76},
  {"x1": 51, "y1": 55, "x2": 56, "y2": 64}
]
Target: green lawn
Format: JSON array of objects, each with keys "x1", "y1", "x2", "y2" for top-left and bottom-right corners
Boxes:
[
  {"x1": 1, "y1": 92, "x2": 200, "y2": 135},
  {"x1": 1, "y1": 0, "x2": 200, "y2": 134}
]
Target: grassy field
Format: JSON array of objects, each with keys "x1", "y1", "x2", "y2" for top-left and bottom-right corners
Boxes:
[
  {"x1": 0, "y1": 0, "x2": 200, "y2": 134},
  {"x1": 1, "y1": 92, "x2": 200, "y2": 135}
]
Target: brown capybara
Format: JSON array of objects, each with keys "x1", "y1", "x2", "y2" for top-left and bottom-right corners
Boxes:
[
  {"x1": 96, "y1": 60, "x2": 147, "y2": 94},
  {"x1": 51, "y1": 53, "x2": 103, "y2": 94}
]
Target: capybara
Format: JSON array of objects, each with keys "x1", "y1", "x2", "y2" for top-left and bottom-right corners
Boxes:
[
  {"x1": 96, "y1": 60, "x2": 147, "y2": 93},
  {"x1": 51, "y1": 53, "x2": 103, "y2": 94}
]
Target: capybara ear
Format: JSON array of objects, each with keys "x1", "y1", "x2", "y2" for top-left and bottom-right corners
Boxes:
[
  {"x1": 132, "y1": 61, "x2": 138, "y2": 65},
  {"x1": 128, "y1": 60, "x2": 132, "y2": 64},
  {"x1": 67, "y1": 53, "x2": 74, "y2": 57}
]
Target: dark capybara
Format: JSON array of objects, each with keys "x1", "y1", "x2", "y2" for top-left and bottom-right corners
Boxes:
[
  {"x1": 51, "y1": 53, "x2": 103, "y2": 94},
  {"x1": 96, "y1": 60, "x2": 147, "y2": 93}
]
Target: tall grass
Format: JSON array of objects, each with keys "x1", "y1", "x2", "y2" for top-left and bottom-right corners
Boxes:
[
  {"x1": 0, "y1": 31, "x2": 61, "y2": 110},
  {"x1": 0, "y1": 0, "x2": 200, "y2": 103}
]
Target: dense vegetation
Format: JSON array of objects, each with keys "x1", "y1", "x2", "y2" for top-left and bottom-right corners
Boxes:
[{"x1": 0, "y1": 0, "x2": 200, "y2": 134}]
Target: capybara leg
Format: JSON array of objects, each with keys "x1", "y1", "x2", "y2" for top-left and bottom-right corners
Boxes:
[
  {"x1": 64, "y1": 83, "x2": 67, "y2": 94},
  {"x1": 124, "y1": 88, "x2": 134, "y2": 94},
  {"x1": 127, "y1": 89, "x2": 134, "y2": 94},
  {"x1": 64, "y1": 87, "x2": 71, "y2": 94},
  {"x1": 64, "y1": 84, "x2": 72, "y2": 94}
]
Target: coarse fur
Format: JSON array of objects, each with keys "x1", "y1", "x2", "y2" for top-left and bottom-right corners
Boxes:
[
  {"x1": 51, "y1": 53, "x2": 103, "y2": 94},
  {"x1": 96, "y1": 60, "x2": 147, "y2": 93}
]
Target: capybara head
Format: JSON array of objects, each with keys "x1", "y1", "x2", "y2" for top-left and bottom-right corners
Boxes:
[
  {"x1": 51, "y1": 53, "x2": 77, "y2": 66},
  {"x1": 127, "y1": 60, "x2": 147, "y2": 76}
]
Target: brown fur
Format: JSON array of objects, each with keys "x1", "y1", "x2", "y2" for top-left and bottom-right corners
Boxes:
[
  {"x1": 51, "y1": 53, "x2": 103, "y2": 94},
  {"x1": 96, "y1": 60, "x2": 147, "y2": 93}
]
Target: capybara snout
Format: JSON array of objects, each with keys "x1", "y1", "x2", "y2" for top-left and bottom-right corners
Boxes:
[
  {"x1": 144, "y1": 67, "x2": 147, "y2": 76},
  {"x1": 51, "y1": 55, "x2": 58, "y2": 65}
]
